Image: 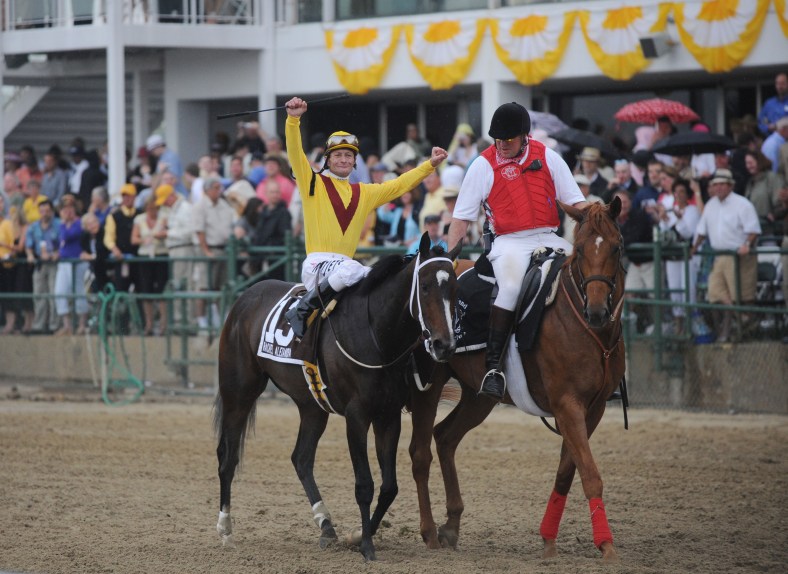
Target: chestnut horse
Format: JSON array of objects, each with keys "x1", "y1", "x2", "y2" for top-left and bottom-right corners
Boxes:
[
  {"x1": 408, "y1": 199, "x2": 625, "y2": 560},
  {"x1": 215, "y1": 235, "x2": 460, "y2": 561}
]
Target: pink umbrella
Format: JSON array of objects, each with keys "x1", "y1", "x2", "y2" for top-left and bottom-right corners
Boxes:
[{"x1": 614, "y1": 98, "x2": 700, "y2": 124}]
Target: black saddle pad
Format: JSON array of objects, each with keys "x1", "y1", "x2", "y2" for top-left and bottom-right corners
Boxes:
[{"x1": 453, "y1": 251, "x2": 566, "y2": 353}]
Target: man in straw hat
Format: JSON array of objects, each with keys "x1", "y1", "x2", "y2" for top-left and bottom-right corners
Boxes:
[
  {"x1": 283, "y1": 96, "x2": 448, "y2": 338},
  {"x1": 577, "y1": 146, "x2": 610, "y2": 202},
  {"x1": 691, "y1": 169, "x2": 761, "y2": 342},
  {"x1": 448, "y1": 102, "x2": 589, "y2": 401}
]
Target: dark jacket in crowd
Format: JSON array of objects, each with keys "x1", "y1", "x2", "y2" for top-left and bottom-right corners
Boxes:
[
  {"x1": 253, "y1": 202, "x2": 292, "y2": 280},
  {"x1": 619, "y1": 208, "x2": 655, "y2": 264},
  {"x1": 80, "y1": 225, "x2": 111, "y2": 293},
  {"x1": 78, "y1": 150, "x2": 108, "y2": 211}
]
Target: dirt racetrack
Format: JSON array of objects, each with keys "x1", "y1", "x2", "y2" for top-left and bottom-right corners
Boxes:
[{"x1": 1, "y1": 389, "x2": 786, "y2": 574}]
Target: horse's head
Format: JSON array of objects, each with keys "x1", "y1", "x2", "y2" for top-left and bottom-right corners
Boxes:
[
  {"x1": 409, "y1": 233, "x2": 462, "y2": 362},
  {"x1": 562, "y1": 197, "x2": 624, "y2": 329}
]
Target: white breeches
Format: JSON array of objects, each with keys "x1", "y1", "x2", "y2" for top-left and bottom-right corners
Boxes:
[
  {"x1": 488, "y1": 229, "x2": 572, "y2": 311},
  {"x1": 301, "y1": 252, "x2": 371, "y2": 292}
]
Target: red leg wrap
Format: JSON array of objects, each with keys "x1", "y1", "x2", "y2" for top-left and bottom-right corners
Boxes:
[
  {"x1": 539, "y1": 489, "x2": 568, "y2": 540},
  {"x1": 588, "y1": 498, "x2": 613, "y2": 548}
]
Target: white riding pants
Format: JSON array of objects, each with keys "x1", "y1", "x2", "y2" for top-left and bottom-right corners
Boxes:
[
  {"x1": 301, "y1": 252, "x2": 371, "y2": 292},
  {"x1": 487, "y1": 229, "x2": 572, "y2": 311}
]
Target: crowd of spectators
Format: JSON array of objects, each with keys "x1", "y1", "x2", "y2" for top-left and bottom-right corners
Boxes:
[{"x1": 1, "y1": 72, "x2": 787, "y2": 342}]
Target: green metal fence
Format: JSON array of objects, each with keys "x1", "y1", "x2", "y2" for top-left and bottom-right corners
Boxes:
[{"x1": 1, "y1": 237, "x2": 785, "y2": 408}]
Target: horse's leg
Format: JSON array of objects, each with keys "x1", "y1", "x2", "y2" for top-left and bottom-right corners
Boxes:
[
  {"x1": 551, "y1": 401, "x2": 617, "y2": 560},
  {"x1": 291, "y1": 402, "x2": 338, "y2": 548},
  {"x1": 215, "y1": 365, "x2": 266, "y2": 547},
  {"x1": 434, "y1": 388, "x2": 496, "y2": 549},
  {"x1": 344, "y1": 405, "x2": 377, "y2": 561},
  {"x1": 539, "y1": 441, "x2": 575, "y2": 558},
  {"x1": 369, "y1": 410, "x2": 402, "y2": 535},
  {"x1": 408, "y1": 374, "x2": 448, "y2": 549}
]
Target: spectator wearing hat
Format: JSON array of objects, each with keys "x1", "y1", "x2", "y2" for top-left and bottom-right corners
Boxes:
[
  {"x1": 41, "y1": 151, "x2": 69, "y2": 207},
  {"x1": 446, "y1": 123, "x2": 477, "y2": 169},
  {"x1": 256, "y1": 154, "x2": 295, "y2": 207},
  {"x1": 761, "y1": 117, "x2": 788, "y2": 174},
  {"x1": 146, "y1": 134, "x2": 186, "y2": 196},
  {"x1": 104, "y1": 184, "x2": 141, "y2": 292},
  {"x1": 407, "y1": 214, "x2": 447, "y2": 256},
  {"x1": 691, "y1": 169, "x2": 761, "y2": 342},
  {"x1": 757, "y1": 72, "x2": 788, "y2": 135},
  {"x1": 576, "y1": 147, "x2": 610, "y2": 202},
  {"x1": 25, "y1": 199, "x2": 61, "y2": 334},
  {"x1": 158, "y1": 183, "x2": 196, "y2": 323},
  {"x1": 563, "y1": 174, "x2": 604, "y2": 245},
  {"x1": 381, "y1": 123, "x2": 432, "y2": 172}
]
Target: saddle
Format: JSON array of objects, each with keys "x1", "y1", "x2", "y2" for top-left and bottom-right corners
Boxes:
[{"x1": 453, "y1": 248, "x2": 566, "y2": 354}]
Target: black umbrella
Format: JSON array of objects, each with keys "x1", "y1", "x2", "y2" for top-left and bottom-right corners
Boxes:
[
  {"x1": 650, "y1": 132, "x2": 736, "y2": 156},
  {"x1": 552, "y1": 128, "x2": 620, "y2": 160}
]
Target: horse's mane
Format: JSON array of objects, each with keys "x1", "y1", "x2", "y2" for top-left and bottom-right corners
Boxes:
[
  {"x1": 355, "y1": 245, "x2": 450, "y2": 296},
  {"x1": 356, "y1": 254, "x2": 410, "y2": 296}
]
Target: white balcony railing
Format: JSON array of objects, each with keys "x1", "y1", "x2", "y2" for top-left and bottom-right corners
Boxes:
[{"x1": 2, "y1": 0, "x2": 261, "y2": 30}]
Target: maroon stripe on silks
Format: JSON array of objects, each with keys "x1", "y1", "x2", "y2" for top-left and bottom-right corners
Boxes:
[{"x1": 320, "y1": 175, "x2": 360, "y2": 235}]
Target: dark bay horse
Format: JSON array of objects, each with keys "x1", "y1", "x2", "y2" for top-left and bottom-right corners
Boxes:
[
  {"x1": 408, "y1": 199, "x2": 625, "y2": 560},
  {"x1": 214, "y1": 234, "x2": 460, "y2": 561}
]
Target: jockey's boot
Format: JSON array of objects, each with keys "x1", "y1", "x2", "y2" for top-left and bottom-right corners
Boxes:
[
  {"x1": 479, "y1": 305, "x2": 516, "y2": 401},
  {"x1": 286, "y1": 279, "x2": 338, "y2": 339}
]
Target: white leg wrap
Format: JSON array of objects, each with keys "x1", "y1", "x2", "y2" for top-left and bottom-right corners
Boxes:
[
  {"x1": 312, "y1": 500, "x2": 331, "y2": 529},
  {"x1": 217, "y1": 509, "x2": 235, "y2": 547}
]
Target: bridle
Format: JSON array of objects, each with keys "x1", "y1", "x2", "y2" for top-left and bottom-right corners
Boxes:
[
  {"x1": 333, "y1": 253, "x2": 454, "y2": 369},
  {"x1": 566, "y1": 226, "x2": 626, "y2": 325}
]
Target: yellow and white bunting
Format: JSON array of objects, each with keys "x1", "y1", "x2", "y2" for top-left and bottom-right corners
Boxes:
[
  {"x1": 325, "y1": 24, "x2": 402, "y2": 94},
  {"x1": 775, "y1": 0, "x2": 788, "y2": 38},
  {"x1": 405, "y1": 18, "x2": 487, "y2": 91},
  {"x1": 579, "y1": 3, "x2": 671, "y2": 81},
  {"x1": 489, "y1": 10, "x2": 575, "y2": 86},
  {"x1": 672, "y1": 0, "x2": 770, "y2": 73}
]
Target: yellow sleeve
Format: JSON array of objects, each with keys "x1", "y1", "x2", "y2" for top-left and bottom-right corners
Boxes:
[
  {"x1": 285, "y1": 116, "x2": 315, "y2": 198},
  {"x1": 103, "y1": 212, "x2": 117, "y2": 250},
  {"x1": 362, "y1": 160, "x2": 435, "y2": 210}
]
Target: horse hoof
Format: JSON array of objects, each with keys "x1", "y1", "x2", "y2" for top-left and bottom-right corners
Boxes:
[
  {"x1": 361, "y1": 545, "x2": 377, "y2": 562},
  {"x1": 600, "y1": 542, "x2": 619, "y2": 561},
  {"x1": 437, "y1": 525, "x2": 458, "y2": 549},
  {"x1": 319, "y1": 525, "x2": 338, "y2": 549},
  {"x1": 220, "y1": 534, "x2": 235, "y2": 549},
  {"x1": 541, "y1": 539, "x2": 558, "y2": 559},
  {"x1": 345, "y1": 526, "x2": 363, "y2": 547}
]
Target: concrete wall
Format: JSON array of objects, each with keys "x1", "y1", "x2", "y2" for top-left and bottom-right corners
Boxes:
[
  {"x1": 628, "y1": 341, "x2": 788, "y2": 414},
  {"x1": 1, "y1": 336, "x2": 784, "y2": 413}
]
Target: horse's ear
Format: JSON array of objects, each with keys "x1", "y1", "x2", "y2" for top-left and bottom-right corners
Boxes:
[
  {"x1": 418, "y1": 232, "x2": 431, "y2": 258},
  {"x1": 447, "y1": 240, "x2": 462, "y2": 261},
  {"x1": 608, "y1": 196, "x2": 622, "y2": 220},
  {"x1": 559, "y1": 200, "x2": 584, "y2": 223}
]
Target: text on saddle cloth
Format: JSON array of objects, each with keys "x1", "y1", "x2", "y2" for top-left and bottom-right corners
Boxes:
[{"x1": 256, "y1": 285, "x2": 337, "y2": 414}]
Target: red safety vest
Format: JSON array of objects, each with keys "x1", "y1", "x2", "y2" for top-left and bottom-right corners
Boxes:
[{"x1": 482, "y1": 140, "x2": 559, "y2": 235}]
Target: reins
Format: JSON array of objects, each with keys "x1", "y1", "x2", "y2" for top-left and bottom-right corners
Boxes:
[{"x1": 330, "y1": 254, "x2": 453, "y2": 370}]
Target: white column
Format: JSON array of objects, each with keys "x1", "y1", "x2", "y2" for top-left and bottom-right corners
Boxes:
[
  {"x1": 106, "y1": 0, "x2": 126, "y2": 199},
  {"x1": 132, "y1": 71, "x2": 150, "y2": 156},
  {"x1": 258, "y1": 0, "x2": 277, "y2": 136},
  {"x1": 482, "y1": 81, "x2": 532, "y2": 137}
]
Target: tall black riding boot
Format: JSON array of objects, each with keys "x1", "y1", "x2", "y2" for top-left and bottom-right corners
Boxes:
[
  {"x1": 286, "y1": 279, "x2": 338, "y2": 339},
  {"x1": 479, "y1": 306, "x2": 517, "y2": 401}
]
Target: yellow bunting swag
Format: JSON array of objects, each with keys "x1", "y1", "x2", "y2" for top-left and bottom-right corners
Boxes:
[
  {"x1": 579, "y1": 3, "x2": 671, "y2": 81},
  {"x1": 490, "y1": 11, "x2": 575, "y2": 86},
  {"x1": 325, "y1": 25, "x2": 402, "y2": 94},
  {"x1": 672, "y1": 0, "x2": 770, "y2": 73},
  {"x1": 776, "y1": 0, "x2": 788, "y2": 37},
  {"x1": 405, "y1": 19, "x2": 487, "y2": 90}
]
